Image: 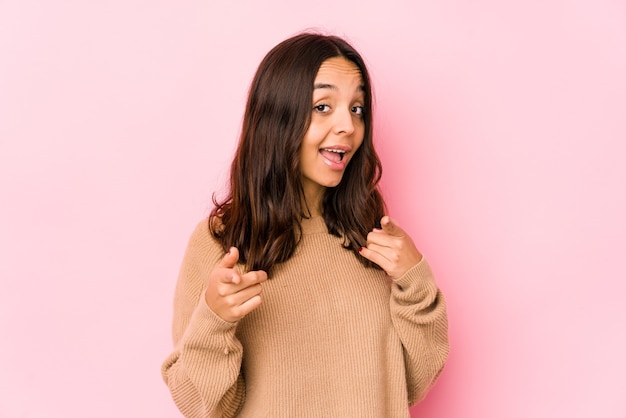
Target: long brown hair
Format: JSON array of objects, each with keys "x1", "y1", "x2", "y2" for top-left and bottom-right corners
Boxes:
[{"x1": 210, "y1": 33, "x2": 385, "y2": 273}]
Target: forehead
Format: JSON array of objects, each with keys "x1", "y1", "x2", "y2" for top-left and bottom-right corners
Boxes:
[{"x1": 314, "y1": 57, "x2": 363, "y2": 84}]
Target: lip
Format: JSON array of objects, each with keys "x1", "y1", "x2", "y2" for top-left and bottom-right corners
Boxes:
[
  {"x1": 321, "y1": 144, "x2": 352, "y2": 153},
  {"x1": 319, "y1": 145, "x2": 352, "y2": 171}
]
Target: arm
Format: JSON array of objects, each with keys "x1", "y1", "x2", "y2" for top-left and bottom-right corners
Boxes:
[
  {"x1": 160, "y1": 221, "x2": 245, "y2": 418},
  {"x1": 359, "y1": 215, "x2": 450, "y2": 404},
  {"x1": 389, "y1": 259, "x2": 449, "y2": 405}
]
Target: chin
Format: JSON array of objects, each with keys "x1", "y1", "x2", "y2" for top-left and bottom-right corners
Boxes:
[{"x1": 323, "y1": 176, "x2": 344, "y2": 188}]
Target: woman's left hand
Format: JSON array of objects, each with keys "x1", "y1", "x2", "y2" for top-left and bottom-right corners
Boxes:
[{"x1": 359, "y1": 216, "x2": 423, "y2": 280}]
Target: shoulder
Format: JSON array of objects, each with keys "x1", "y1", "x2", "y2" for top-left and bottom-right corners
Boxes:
[
  {"x1": 187, "y1": 218, "x2": 212, "y2": 245},
  {"x1": 183, "y1": 218, "x2": 225, "y2": 266}
]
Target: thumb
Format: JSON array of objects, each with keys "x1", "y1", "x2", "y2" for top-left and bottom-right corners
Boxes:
[
  {"x1": 381, "y1": 216, "x2": 404, "y2": 237},
  {"x1": 218, "y1": 247, "x2": 239, "y2": 268}
]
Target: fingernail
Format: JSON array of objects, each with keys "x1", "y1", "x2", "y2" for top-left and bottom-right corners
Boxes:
[{"x1": 358, "y1": 247, "x2": 364, "y2": 252}]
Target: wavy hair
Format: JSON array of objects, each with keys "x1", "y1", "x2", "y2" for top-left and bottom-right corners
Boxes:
[{"x1": 210, "y1": 32, "x2": 386, "y2": 273}]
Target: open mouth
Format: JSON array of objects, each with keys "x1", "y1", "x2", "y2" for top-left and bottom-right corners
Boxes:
[{"x1": 319, "y1": 148, "x2": 346, "y2": 162}]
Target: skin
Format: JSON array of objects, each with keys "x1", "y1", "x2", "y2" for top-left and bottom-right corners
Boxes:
[
  {"x1": 299, "y1": 57, "x2": 366, "y2": 216},
  {"x1": 204, "y1": 247, "x2": 267, "y2": 323},
  {"x1": 205, "y1": 57, "x2": 423, "y2": 323},
  {"x1": 359, "y1": 215, "x2": 423, "y2": 280}
]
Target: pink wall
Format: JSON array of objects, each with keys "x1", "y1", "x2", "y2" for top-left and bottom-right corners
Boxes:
[{"x1": 1, "y1": 1, "x2": 625, "y2": 417}]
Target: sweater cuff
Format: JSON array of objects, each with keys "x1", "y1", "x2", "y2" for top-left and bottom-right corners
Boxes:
[
  {"x1": 179, "y1": 292, "x2": 240, "y2": 353},
  {"x1": 391, "y1": 257, "x2": 438, "y2": 305},
  {"x1": 393, "y1": 257, "x2": 435, "y2": 288}
]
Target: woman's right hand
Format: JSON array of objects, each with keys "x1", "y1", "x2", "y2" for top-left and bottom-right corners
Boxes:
[{"x1": 204, "y1": 247, "x2": 267, "y2": 323}]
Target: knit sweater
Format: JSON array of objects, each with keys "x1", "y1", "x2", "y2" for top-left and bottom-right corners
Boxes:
[{"x1": 161, "y1": 216, "x2": 449, "y2": 417}]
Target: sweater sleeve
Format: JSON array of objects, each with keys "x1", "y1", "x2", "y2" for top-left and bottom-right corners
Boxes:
[
  {"x1": 161, "y1": 220, "x2": 245, "y2": 418},
  {"x1": 389, "y1": 257, "x2": 450, "y2": 406}
]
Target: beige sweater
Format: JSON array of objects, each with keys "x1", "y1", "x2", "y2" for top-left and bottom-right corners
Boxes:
[{"x1": 161, "y1": 217, "x2": 449, "y2": 417}]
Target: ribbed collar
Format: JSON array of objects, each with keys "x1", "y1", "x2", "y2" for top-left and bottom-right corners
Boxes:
[{"x1": 300, "y1": 216, "x2": 327, "y2": 235}]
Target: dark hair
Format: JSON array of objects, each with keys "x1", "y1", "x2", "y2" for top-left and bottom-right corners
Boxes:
[{"x1": 210, "y1": 32, "x2": 385, "y2": 273}]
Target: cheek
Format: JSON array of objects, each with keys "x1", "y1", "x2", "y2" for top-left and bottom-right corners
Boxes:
[
  {"x1": 301, "y1": 127, "x2": 325, "y2": 157},
  {"x1": 299, "y1": 139, "x2": 318, "y2": 167},
  {"x1": 304, "y1": 123, "x2": 324, "y2": 143},
  {"x1": 355, "y1": 126, "x2": 366, "y2": 149}
]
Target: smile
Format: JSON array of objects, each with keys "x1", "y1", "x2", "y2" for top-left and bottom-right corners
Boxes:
[
  {"x1": 320, "y1": 148, "x2": 346, "y2": 162},
  {"x1": 319, "y1": 147, "x2": 350, "y2": 170}
]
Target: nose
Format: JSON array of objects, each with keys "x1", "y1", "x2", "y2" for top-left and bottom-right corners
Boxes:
[{"x1": 332, "y1": 107, "x2": 355, "y2": 135}]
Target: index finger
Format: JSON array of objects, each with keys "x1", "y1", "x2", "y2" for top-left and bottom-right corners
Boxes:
[{"x1": 380, "y1": 215, "x2": 406, "y2": 237}]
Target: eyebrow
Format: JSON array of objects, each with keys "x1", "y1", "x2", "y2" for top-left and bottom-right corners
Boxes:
[
  {"x1": 314, "y1": 83, "x2": 336, "y2": 90},
  {"x1": 313, "y1": 83, "x2": 364, "y2": 91}
]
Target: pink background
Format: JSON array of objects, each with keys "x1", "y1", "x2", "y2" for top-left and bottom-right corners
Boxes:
[{"x1": 1, "y1": 1, "x2": 625, "y2": 417}]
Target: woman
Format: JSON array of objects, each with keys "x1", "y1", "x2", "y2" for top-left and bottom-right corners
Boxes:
[{"x1": 161, "y1": 32, "x2": 449, "y2": 417}]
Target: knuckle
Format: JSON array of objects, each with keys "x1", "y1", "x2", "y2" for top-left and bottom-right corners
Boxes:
[
  {"x1": 223, "y1": 295, "x2": 233, "y2": 306},
  {"x1": 231, "y1": 306, "x2": 244, "y2": 319},
  {"x1": 251, "y1": 271, "x2": 266, "y2": 284}
]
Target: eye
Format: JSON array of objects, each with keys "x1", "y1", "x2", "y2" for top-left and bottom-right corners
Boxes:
[
  {"x1": 314, "y1": 104, "x2": 331, "y2": 113},
  {"x1": 351, "y1": 105, "x2": 365, "y2": 116}
]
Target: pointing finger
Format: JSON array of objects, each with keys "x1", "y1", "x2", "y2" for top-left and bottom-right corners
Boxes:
[
  {"x1": 215, "y1": 247, "x2": 242, "y2": 285},
  {"x1": 381, "y1": 216, "x2": 405, "y2": 237},
  {"x1": 217, "y1": 247, "x2": 239, "y2": 269}
]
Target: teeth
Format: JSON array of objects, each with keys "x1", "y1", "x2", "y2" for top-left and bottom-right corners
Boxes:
[{"x1": 322, "y1": 148, "x2": 346, "y2": 154}]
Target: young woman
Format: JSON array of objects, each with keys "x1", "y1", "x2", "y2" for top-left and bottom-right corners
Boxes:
[{"x1": 161, "y1": 33, "x2": 449, "y2": 418}]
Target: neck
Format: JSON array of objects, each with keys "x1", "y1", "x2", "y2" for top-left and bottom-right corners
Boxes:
[{"x1": 303, "y1": 188, "x2": 324, "y2": 217}]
